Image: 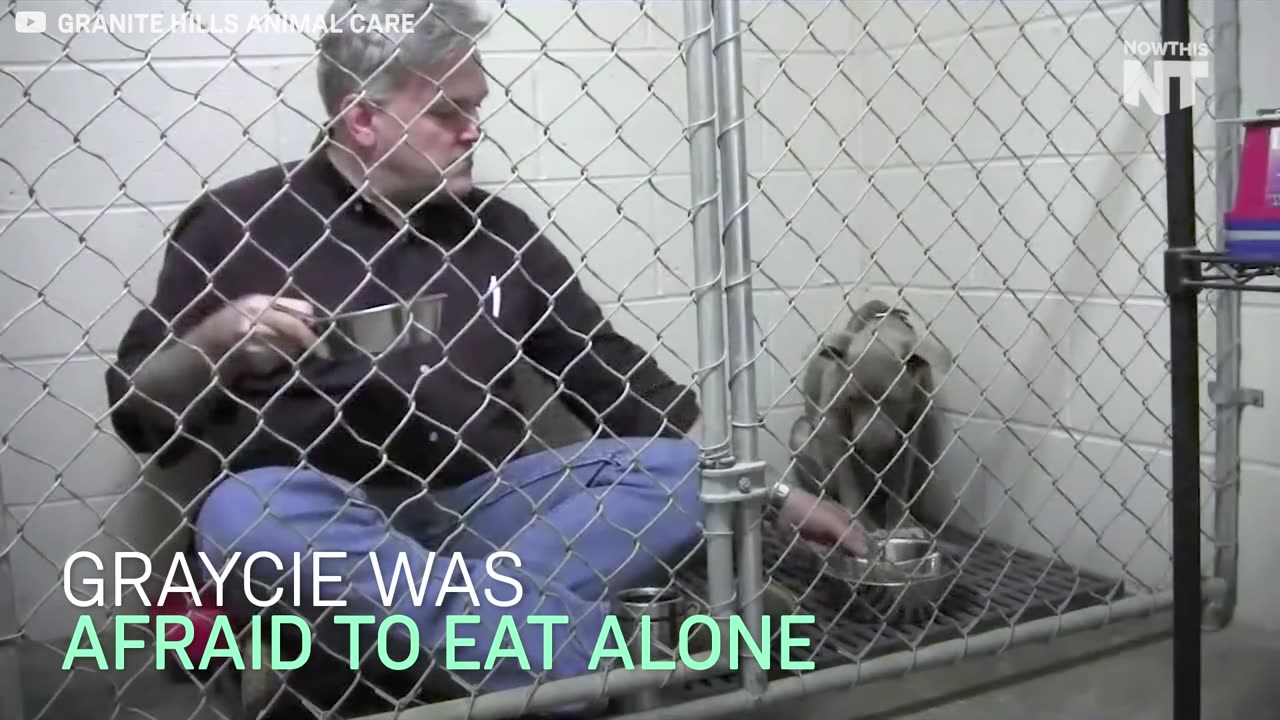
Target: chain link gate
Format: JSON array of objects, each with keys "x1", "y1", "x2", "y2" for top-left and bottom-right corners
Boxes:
[{"x1": 0, "y1": 0, "x2": 1239, "y2": 719}]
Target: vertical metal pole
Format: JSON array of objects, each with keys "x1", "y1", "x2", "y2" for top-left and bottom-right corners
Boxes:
[
  {"x1": 711, "y1": 0, "x2": 767, "y2": 697},
  {"x1": 0, "y1": 468, "x2": 23, "y2": 720},
  {"x1": 683, "y1": 0, "x2": 737, "y2": 668},
  {"x1": 1161, "y1": 0, "x2": 1202, "y2": 718},
  {"x1": 1208, "y1": 0, "x2": 1242, "y2": 630}
]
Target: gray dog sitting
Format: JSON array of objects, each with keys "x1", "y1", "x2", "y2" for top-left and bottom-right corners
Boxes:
[{"x1": 786, "y1": 299, "x2": 953, "y2": 538}]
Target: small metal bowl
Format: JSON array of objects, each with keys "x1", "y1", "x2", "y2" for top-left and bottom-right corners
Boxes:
[
  {"x1": 318, "y1": 294, "x2": 445, "y2": 359},
  {"x1": 822, "y1": 536, "x2": 959, "y2": 621}
]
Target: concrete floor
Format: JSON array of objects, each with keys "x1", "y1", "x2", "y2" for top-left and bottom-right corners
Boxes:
[
  {"x1": 11, "y1": 612, "x2": 1280, "y2": 719},
  {"x1": 892, "y1": 627, "x2": 1278, "y2": 719},
  {"x1": 783, "y1": 613, "x2": 1280, "y2": 720}
]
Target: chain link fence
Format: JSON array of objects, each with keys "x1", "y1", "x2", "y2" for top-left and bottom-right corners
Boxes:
[{"x1": 0, "y1": 0, "x2": 1235, "y2": 719}]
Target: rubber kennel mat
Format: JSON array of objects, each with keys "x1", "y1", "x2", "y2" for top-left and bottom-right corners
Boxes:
[
  {"x1": 153, "y1": 527, "x2": 1127, "y2": 719},
  {"x1": 670, "y1": 525, "x2": 1128, "y2": 684}
]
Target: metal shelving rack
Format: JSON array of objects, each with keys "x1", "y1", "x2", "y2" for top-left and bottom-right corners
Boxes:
[
  {"x1": 1166, "y1": 198, "x2": 1278, "y2": 720},
  {"x1": 1159, "y1": 2, "x2": 1203, "y2": 717},
  {"x1": 1162, "y1": 0, "x2": 1274, "y2": 719},
  {"x1": 1169, "y1": 251, "x2": 1280, "y2": 294}
]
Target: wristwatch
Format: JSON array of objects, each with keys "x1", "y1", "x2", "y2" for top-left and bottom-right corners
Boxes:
[{"x1": 769, "y1": 478, "x2": 792, "y2": 508}]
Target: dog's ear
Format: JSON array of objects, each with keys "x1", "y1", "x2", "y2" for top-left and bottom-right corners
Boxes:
[
  {"x1": 848, "y1": 299, "x2": 890, "y2": 333},
  {"x1": 813, "y1": 330, "x2": 853, "y2": 363},
  {"x1": 889, "y1": 307, "x2": 913, "y2": 330},
  {"x1": 850, "y1": 300, "x2": 918, "y2": 336},
  {"x1": 817, "y1": 341, "x2": 845, "y2": 361}
]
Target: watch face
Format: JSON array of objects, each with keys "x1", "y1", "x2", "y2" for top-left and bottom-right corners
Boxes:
[{"x1": 772, "y1": 480, "x2": 790, "y2": 503}]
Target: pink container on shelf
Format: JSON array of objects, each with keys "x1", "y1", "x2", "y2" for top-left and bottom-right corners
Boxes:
[{"x1": 1224, "y1": 112, "x2": 1280, "y2": 260}]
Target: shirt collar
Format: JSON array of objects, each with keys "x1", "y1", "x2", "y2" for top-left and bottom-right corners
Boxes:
[
  {"x1": 295, "y1": 142, "x2": 495, "y2": 250},
  {"x1": 299, "y1": 140, "x2": 484, "y2": 226}
]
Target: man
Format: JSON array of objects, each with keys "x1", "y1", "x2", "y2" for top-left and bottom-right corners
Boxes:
[{"x1": 104, "y1": 0, "x2": 869, "y2": 709}]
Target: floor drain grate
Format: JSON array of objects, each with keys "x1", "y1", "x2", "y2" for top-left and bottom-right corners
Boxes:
[{"x1": 671, "y1": 526, "x2": 1127, "y2": 672}]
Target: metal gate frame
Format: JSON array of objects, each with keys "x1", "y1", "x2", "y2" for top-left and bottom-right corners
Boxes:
[
  {"x1": 0, "y1": 465, "x2": 22, "y2": 720},
  {"x1": 360, "y1": 1, "x2": 1244, "y2": 718}
]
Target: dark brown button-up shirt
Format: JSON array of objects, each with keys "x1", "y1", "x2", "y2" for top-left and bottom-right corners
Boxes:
[{"x1": 105, "y1": 149, "x2": 699, "y2": 497}]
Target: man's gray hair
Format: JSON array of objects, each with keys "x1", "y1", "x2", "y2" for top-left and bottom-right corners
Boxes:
[{"x1": 317, "y1": 0, "x2": 490, "y2": 118}]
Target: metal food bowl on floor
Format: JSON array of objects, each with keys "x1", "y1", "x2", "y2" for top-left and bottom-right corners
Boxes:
[{"x1": 821, "y1": 535, "x2": 961, "y2": 622}]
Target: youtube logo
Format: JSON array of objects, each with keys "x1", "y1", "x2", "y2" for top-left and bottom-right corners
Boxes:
[{"x1": 15, "y1": 10, "x2": 47, "y2": 34}]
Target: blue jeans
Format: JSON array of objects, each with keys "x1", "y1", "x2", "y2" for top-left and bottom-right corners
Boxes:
[{"x1": 193, "y1": 437, "x2": 703, "y2": 706}]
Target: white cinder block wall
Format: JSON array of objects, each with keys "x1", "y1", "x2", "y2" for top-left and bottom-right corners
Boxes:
[{"x1": 0, "y1": 0, "x2": 1272, "y2": 652}]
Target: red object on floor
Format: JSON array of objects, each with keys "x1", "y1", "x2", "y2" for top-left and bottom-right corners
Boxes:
[{"x1": 152, "y1": 580, "x2": 237, "y2": 664}]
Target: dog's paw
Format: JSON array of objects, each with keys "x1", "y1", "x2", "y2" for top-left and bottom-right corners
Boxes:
[
  {"x1": 895, "y1": 525, "x2": 931, "y2": 540},
  {"x1": 880, "y1": 515, "x2": 932, "y2": 541}
]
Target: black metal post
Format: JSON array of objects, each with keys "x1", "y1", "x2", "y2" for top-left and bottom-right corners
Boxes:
[{"x1": 1160, "y1": 0, "x2": 1201, "y2": 717}]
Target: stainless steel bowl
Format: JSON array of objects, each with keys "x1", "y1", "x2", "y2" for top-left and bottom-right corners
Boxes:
[
  {"x1": 319, "y1": 294, "x2": 445, "y2": 359},
  {"x1": 822, "y1": 536, "x2": 958, "y2": 620}
]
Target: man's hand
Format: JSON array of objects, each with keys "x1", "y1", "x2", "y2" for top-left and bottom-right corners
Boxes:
[
  {"x1": 184, "y1": 294, "x2": 328, "y2": 375},
  {"x1": 773, "y1": 486, "x2": 871, "y2": 556}
]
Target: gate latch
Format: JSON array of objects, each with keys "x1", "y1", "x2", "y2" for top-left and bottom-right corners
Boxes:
[
  {"x1": 700, "y1": 460, "x2": 770, "y2": 504},
  {"x1": 1209, "y1": 381, "x2": 1264, "y2": 408}
]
